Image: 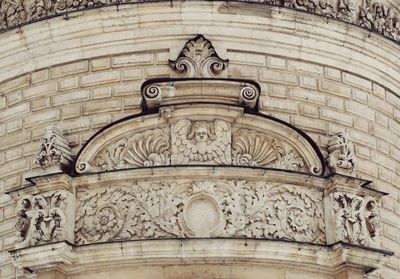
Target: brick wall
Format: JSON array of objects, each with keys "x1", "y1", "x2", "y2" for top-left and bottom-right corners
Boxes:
[{"x1": 0, "y1": 50, "x2": 399, "y2": 278}]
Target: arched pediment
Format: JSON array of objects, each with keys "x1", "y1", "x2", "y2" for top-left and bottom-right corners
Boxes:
[{"x1": 75, "y1": 105, "x2": 324, "y2": 176}]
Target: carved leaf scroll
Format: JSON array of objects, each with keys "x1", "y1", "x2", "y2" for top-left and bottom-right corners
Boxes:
[
  {"x1": 1, "y1": 1, "x2": 399, "y2": 44},
  {"x1": 15, "y1": 191, "x2": 70, "y2": 248},
  {"x1": 332, "y1": 193, "x2": 381, "y2": 246},
  {"x1": 75, "y1": 180, "x2": 325, "y2": 244},
  {"x1": 169, "y1": 35, "x2": 229, "y2": 78}
]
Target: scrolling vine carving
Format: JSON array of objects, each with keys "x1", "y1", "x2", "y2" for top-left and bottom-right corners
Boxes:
[
  {"x1": 1, "y1": 1, "x2": 399, "y2": 43},
  {"x1": 75, "y1": 180, "x2": 325, "y2": 244},
  {"x1": 15, "y1": 191, "x2": 69, "y2": 248},
  {"x1": 332, "y1": 193, "x2": 381, "y2": 246}
]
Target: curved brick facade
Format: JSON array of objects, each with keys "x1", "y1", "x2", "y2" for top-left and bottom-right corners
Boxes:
[{"x1": 0, "y1": 1, "x2": 399, "y2": 279}]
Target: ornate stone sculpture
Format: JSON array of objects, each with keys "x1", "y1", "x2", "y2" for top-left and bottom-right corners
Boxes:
[
  {"x1": 35, "y1": 126, "x2": 73, "y2": 171},
  {"x1": 327, "y1": 132, "x2": 356, "y2": 174},
  {"x1": 15, "y1": 191, "x2": 73, "y2": 248},
  {"x1": 359, "y1": 0, "x2": 400, "y2": 40},
  {"x1": 76, "y1": 114, "x2": 323, "y2": 175},
  {"x1": 337, "y1": 0, "x2": 356, "y2": 22},
  {"x1": 1, "y1": 1, "x2": 400, "y2": 43},
  {"x1": 232, "y1": 129, "x2": 304, "y2": 171},
  {"x1": 332, "y1": 193, "x2": 381, "y2": 246},
  {"x1": 171, "y1": 119, "x2": 231, "y2": 164},
  {"x1": 75, "y1": 180, "x2": 325, "y2": 244},
  {"x1": 90, "y1": 128, "x2": 171, "y2": 171},
  {"x1": 169, "y1": 35, "x2": 229, "y2": 78}
]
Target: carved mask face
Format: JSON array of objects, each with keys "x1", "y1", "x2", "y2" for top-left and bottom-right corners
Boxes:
[{"x1": 195, "y1": 127, "x2": 208, "y2": 143}]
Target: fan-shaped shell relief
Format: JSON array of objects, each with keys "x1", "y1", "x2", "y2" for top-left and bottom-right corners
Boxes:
[{"x1": 75, "y1": 116, "x2": 323, "y2": 175}]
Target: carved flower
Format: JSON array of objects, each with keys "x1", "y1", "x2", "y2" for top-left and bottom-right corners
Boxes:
[
  {"x1": 287, "y1": 208, "x2": 309, "y2": 233},
  {"x1": 93, "y1": 206, "x2": 123, "y2": 240}
]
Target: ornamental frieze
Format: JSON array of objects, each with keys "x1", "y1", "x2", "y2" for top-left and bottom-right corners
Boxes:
[
  {"x1": 75, "y1": 116, "x2": 320, "y2": 174},
  {"x1": 0, "y1": 0, "x2": 399, "y2": 44},
  {"x1": 75, "y1": 180, "x2": 326, "y2": 244}
]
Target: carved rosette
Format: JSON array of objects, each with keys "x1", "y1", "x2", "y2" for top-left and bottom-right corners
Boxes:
[
  {"x1": 331, "y1": 193, "x2": 382, "y2": 247},
  {"x1": 327, "y1": 132, "x2": 356, "y2": 174},
  {"x1": 15, "y1": 191, "x2": 75, "y2": 248},
  {"x1": 75, "y1": 180, "x2": 325, "y2": 244},
  {"x1": 169, "y1": 35, "x2": 229, "y2": 78}
]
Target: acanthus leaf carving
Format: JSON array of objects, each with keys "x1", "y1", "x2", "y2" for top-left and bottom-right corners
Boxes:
[
  {"x1": 359, "y1": 0, "x2": 400, "y2": 40},
  {"x1": 35, "y1": 126, "x2": 74, "y2": 171},
  {"x1": 327, "y1": 132, "x2": 356, "y2": 174},
  {"x1": 15, "y1": 191, "x2": 72, "y2": 248},
  {"x1": 332, "y1": 192, "x2": 382, "y2": 246},
  {"x1": 1, "y1": 1, "x2": 400, "y2": 44},
  {"x1": 75, "y1": 180, "x2": 325, "y2": 245},
  {"x1": 337, "y1": 0, "x2": 356, "y2": 22},
  {"x1": 169, "y1": 35, "x2": 229, "y2": 78}
]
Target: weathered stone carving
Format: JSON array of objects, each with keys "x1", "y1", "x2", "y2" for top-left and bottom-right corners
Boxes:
[
  {"x1": 35, "y1": 126, "x2": 73, "y2": 171},
  {"x1": 359, "y1": 0, "x2": 400, "y2": 40},
  {"x1": 142, "y1": 85, "x2": 162, "y2": 109},
  {"x1": 82, "y1": 128, "x2": 170, "y2": 172},
  {"x1": 332, "y1": 193, "x2": 381, "y2": 246},
  {"x1": 232, "y1": 129, "x2": 304, "y2": 171},
  {"x1": 337, "y1": 0, "x2": 356, "y2": 22},
  {"x1": 15, "y1": 191, "x2": 71, "y2": 248},
  {"x1": 1, "y1": 1, "x2": 400, "y2": 43},
  {"x1": 283, "y1": 0, "x2": 335, "y2": 17},
  {"x1": 239, "y1": 86, "x2": 259, "y2": 109},
  {"x1": 76, "y1": 113, "x2": 324, "y2": 175},
  {"x1": 75, "y1": 180, "x2": 325, "y2": 244},
  {"x1": 169, "y1": 35, "x2": 229, "y2": 78},
  {"x1": 327, "y1": 132, "x2": 356, "y2": 174},
  {"x1": 171, "y1": 119, "x2": 231, "y2": 164}
]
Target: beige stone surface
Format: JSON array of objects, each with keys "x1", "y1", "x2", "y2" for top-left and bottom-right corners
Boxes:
[{"x1": 0, "y1": 1, "x2": 399, "y2": 279}]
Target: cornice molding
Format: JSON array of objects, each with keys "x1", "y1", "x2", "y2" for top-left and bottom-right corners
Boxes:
[{"x1": 0, "y1": 0, "x2": 399, "y2": 45}]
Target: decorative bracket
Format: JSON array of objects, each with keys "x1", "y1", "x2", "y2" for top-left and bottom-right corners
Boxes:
[
  {"x1": 35, "y1": 126, "x2": 73, "y2": 174},
  {"x1": 327, "y1": 132, "x2": 356, "y2": 175}
]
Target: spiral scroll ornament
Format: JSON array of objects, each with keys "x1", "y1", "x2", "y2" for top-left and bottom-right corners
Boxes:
[
  {"x1": 239, "y1": 86, "x2": 259, "y2": 109},
  {"x1": 143, "y1": 85, "x2": 162, "y2": 109}
]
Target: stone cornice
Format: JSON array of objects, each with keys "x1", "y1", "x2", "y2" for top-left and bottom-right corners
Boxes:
[
  {"x1": 8, "y1": 239, "x2": 393, "y2": 275},
  {"x1": 0, "y1": 0, "x2": 399, "y2": 45}
]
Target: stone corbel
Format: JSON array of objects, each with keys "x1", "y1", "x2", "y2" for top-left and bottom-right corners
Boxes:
[
  {"x1": 324, "y1": 174, "x2": 384, "y2": 249},
  {"x1": 10, "y1": 172, "x2": 75, "y2": 250}
]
